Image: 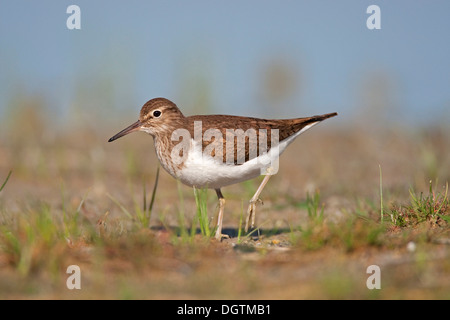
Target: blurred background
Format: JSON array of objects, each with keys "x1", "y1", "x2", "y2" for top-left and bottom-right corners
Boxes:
[
  {"x1": 1, "y1": 0, "x2": 450, "y2": 300},
  {"x1": 1, "y1": 0, "x2": 449, "y2": 125}
]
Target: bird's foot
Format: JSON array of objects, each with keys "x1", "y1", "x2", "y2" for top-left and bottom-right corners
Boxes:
[
  {"x1": 245, "y1": 198, "x2": 263, "y2": 232},
  {"x1": 214, "y1": 231, "x2": 230, "y2": 241}
]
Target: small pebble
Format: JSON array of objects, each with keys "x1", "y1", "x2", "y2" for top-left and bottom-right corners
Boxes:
[{"x1": 406, "y1": 241, "x2": 416, "y2": 252}]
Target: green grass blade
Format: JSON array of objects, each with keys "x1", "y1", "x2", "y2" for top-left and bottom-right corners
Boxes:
[
  {"x1": 143, "y1": 176, "x2": 147, "y2": 214},
  {"x1": 193, "y1": 187, "x2": 211, "y2": 237},
  {"x1": 0, "y1": 170, "x2": 12, "y2": 192},
  {"x1": 379, "y1": 165, "x2": 384, "y2": 223},
  {"x1": 106, "y1": 192, "x2": 133, "y2": 220},
  {"x1": 237, "y1": 201, "x2": 244, "y2": 243},
  {"x1": 436, "y1": 182, "x2": 448, "y2": 213},
  {"x1": 437, "y1": 214, "x2": 450, "y2": 223},
  {"x1": 148, "y1": 166, "x2": 160, "y2": 214},
  {"x1": 76, "y1": 187, "x2": 92, "y2": 214}
]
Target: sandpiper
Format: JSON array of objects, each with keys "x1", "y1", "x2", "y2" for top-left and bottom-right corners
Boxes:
[{"x1": 108, "y1": 98, "x2": 337, "y2": 240}]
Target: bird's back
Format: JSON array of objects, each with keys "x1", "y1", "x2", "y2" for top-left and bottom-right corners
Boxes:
[{"x1": 185, "y1": 112, "x2": 337, "y2": 165}]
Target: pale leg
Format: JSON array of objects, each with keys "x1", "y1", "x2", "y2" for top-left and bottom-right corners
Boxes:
[
  {"x1": 215, "y1": 189, "x2": 227, "y2": 240},
  {"x1": 245, "y1": 175, "x2": 272, "y2": 232}
]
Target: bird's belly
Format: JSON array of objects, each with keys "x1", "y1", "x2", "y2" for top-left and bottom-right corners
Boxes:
[
  {"x1": 175, "y1": 139, "x2": 285, "y2": 189},
  {"x1": 177, "y1": 161, "x2": 262, "y2": 189}
]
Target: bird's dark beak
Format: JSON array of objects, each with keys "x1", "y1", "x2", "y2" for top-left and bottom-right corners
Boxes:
[{"x1": 108, "y1": 120, "x2": 142, "y2": 142}]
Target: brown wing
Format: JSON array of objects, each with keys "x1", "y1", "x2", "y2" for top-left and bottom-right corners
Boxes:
[{"x1": 187, "y1": 112, "x2": 337, "y2": 165}]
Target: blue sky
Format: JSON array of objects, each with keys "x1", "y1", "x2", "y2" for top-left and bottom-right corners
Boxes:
[{"x1": 1, "y1": 1, "x2": 449, "y2": 124}]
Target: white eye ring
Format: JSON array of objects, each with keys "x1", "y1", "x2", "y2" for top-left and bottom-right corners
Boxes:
[{"x1": 153, "y1": 110, "x2": 162, "y2": 117}]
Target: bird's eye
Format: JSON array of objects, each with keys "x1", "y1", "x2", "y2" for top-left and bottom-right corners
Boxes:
[{"x1": 153, "y1": 110, "x2": 161, "y2": 118}]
